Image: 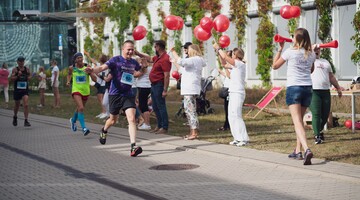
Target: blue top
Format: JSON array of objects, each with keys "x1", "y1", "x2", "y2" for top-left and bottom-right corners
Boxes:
[{"x1": 106, "y1": 56, "x2": 140, "y2": 96}]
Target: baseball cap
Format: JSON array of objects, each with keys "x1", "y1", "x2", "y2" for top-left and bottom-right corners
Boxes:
[
  {"x1": 17, "y1": 56, "x2": 25, "y2": 62},
  {"x1": 182, "y1": 42, "x2": 192, "y2": 49}
]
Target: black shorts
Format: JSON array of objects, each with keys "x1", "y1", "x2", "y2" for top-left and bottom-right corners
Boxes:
[
  {"x1": 13, "y1": 90, "x2": 29, "y2": 101},
  {"x1": 97, "y1": 86, "x2": 106, "y2": 94},
  {"x1": 109, "y1": 95, "x2": 136, "y2": 115}
]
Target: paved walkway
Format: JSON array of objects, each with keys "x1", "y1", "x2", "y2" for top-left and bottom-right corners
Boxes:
[{"x1": 0, "y1": 109, "x2": 359, "y2": 200}]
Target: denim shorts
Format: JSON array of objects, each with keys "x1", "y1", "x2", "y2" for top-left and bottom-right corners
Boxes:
[{"x1": 286, "y1": 86, "x2": 312, "y2": 106}]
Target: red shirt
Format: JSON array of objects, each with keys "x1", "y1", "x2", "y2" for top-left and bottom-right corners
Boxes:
[
  {"x1": 149, "y1": 53, "x2": 171, "y2": 84},
  {"x1": 0, "y1": 68, "x2": 9, "y2": 86}
]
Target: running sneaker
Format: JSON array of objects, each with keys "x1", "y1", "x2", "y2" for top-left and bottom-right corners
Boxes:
[
  {"x1": 24, "y1": 120, "x2": 31, "y2": 127},
  {"x1": 99, "y1": 128, "x2": 107, "y2": 145},
  {"x1": 83, "y1": 128, "x2": 90, "y2": 136},
  {"x1": 130, "y1": 146, "x2": 143, "y2": 157},
  {"x1": 236, "y1": 141, "x2": 249, "y2": 147},
  {"x1": 138, "y1": 123, "x2": 151, "y2": 130},
  {"x1": 12, "y1": 116, "x2": 17, "y2": 126},
  {"x1": 69, "y1": 118, "x2": 77, "y2": 132},
  {"x1": 288, "y1": 150, "x2": 303, "y2": 160},
  {"x1": 229, "y1": 140, "x2": 240, "y2": 145},
  {"x1": 303, "y1": 149, "x2": 313, "y2": 165},
  {"x1": 314, "y1": 135, "x2": 323, "y2": 144}
]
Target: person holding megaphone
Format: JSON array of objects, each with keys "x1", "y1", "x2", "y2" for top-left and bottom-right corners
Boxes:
[
  {"x1": 309, "y1": 44, "x2": 342, "y2": 145},
  {"x1": 272, "y1": 28, "x2": 318, "y2": 165}
]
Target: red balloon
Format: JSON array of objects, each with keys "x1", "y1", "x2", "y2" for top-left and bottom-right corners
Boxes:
[
  {"x1": 172, "y1": 71, "x2": 180, "y2": 80},
  {"x1": 213, "y1": 14, "x2": 230, "y2": 32},
  {"x1": 200, "y1": 17, "x2": 213, "y2": 32},
  {"x1": 280, "y1": 5, "x2": 292, "y2": 19},
  {"x1": 132, "y1": 25, "x2": 147, "y2": 41},
  {"x1": 194, "y1": 25, "x2": 212, "y2": 41},
  {"x1": 344, "y1": 120, "x2": 352, "y2": 129},
  {"x1": 164, "y1": 15, "x2": 179, "y2": 30},
  {"x1": 290, "y1": 6, "x2": 301, "y2": 18},
  {"x1": 218, "y1": 35, "x2": 230, "y2": 48},
  {"x1": 177, "y1": 16, "x2": 184, "y2": 30}
]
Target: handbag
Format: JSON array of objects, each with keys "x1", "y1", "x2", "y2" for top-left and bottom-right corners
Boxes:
[{"x1": 218, "y1": 87, "x2": 229, "y2": 99}]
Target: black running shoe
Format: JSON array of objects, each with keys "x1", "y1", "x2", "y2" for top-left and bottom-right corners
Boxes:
[
  {"x1": 99, "y1": 128, "x2": 107, "y2": 145},
  {"x1": 24, "y1": 120, "x2": 31, "y2": 127},
  {"x1": 83, "y1": 128, "x2": 90, "y2": 136},
  {"x1": 314, "y1": 135, "x2": 323, "y2": 144},
  {"x1": 303, "y1": 149, "x2": 313, "y2": 165},
  {"x1": 288, "y1": 150, "x2": 303, "y2": 160},
  {"x1": 130, "y1": 146, "x2": 143, "y2": 157},
  {"x1": 12, "y1": 116, "x2": 17, "y2": 126}
]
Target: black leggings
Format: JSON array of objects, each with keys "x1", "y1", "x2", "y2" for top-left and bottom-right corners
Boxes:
[{"x1": 138, "y1": 87, "x2": 151, "y2": 113}]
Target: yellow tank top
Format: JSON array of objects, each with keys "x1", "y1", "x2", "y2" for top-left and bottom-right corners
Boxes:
[{"x1": 72, "y1": 66, "x2": 90, "y2": 96}]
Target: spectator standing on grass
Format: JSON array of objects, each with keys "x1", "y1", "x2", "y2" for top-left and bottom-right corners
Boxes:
[
  {"x1": 11, "y1": 56, "x2": 31, "y2": 127},
  {"x1": 217, "y1": 50, "x2": 232, "y2": 132},
  {"x1": 84, "y1": 51, "x2": 109, "y2": 119},
  {"x1": 136, "y1": 57, "x2": 152, "y2": 130},
  {"x1": 37, "y1": 67, "x2": 47, "y2": 108},
  {"x1": 310, "y1": 46, "x2": 342, "y2": 144},
  {"x1": 51, "y1": 60, "x2": 61, "y2": 108},
  {"x1": 272, "y1": 28, "x2": 317, "y2": 165},
  {"x1": 170, "y1": 44, "x2": 206, "y2": 140},
  {"x1": 213, "y1": 45, "x2": 249, "y2": 147},
  {"x1": 67, "y1": 52, "x2": 97, "y2": 136},
  {"x1": 0, "y1": 63, "x2": 9, "y2": 108},
  {"x1": 85, "y1": 40, "x2": 145, "y2": 157},
  {"x1": 135, "y1": 40, "x2": 171, "y2": 135}
]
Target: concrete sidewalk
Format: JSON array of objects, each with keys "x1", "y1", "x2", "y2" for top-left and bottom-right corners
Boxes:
[{"x1": 0, "y1": 109, "x2": 359, "y2": 200}]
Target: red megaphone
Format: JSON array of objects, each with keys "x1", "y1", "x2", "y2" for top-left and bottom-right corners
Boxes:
[
  {"x1": 274, "y1": 34, "x2": 292, "y2": 43},
  {"x1": 319, "y1": 40, "x2": 338, "y2": 48}
]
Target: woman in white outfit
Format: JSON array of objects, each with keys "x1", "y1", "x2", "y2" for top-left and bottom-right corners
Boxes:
[
  {"x1": 171, "y1": 44, "x2": 206, "y2": 140},
  {"x1": 213, "y1": 44, "x2": 249, "y2": 147},
  {"x1": 136, "y1": 58, "x2": 152, "y2": 130}
]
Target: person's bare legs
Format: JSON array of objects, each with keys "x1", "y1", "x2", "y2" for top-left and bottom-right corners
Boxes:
[
  {"x1": 22, "y1": 95, "x2": 29, "y2": 120},
  {"x1": 39, "y1": 88, "x2": 45, "y2": 106},
  {"x1": 53, "y1": 87, "x2": 60, "y2": 108},
  {"x1": 97, "y1": 93, "x2": 106, "y2": 114},
  {"x1": 142, "y1": 111, "x2": 150, "y2": 126},
  {"x1": 125, "y1": 108, "x2": 137, "y2": 144},
  {"x1": 289, "y1": 104, "x2": 309, "y2": 151}
]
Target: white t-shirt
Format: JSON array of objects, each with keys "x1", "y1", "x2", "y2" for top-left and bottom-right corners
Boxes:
[
  {"x1": 311, "y1": 58, "x2": 332, "y2": 90},
  {"x1": 281, "y1": 48, "x2": 316, "y2": 87},
  {"x1": 136, "y1": 66, "x2": 151, "y2": 88},
  {"x1": 96, "y1": 69, "x2": 108, "y2": 87},
  {"x1": 177, "y1": 56, "x2": 206, "y2": 95},
  {"x1": 229, "y1": 60, "x2": 246, "y2": 93},
  {"x1": 38, "y1": 72, "x2": 47, "y2": 89},
  {"x1": 51, "y1": 65, "x2": 59, "y2": 82}
]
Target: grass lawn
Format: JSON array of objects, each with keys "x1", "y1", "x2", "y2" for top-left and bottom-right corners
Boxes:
[{"x1": 2, "y1": 88, "x2": 360, "y2": 165}]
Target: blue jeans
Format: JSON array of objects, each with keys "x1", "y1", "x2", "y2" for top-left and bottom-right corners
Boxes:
[{"x1": 151, "y1": 82, "x2": 168, "y2": 130}]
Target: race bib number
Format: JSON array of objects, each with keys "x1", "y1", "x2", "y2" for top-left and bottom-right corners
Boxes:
[
  {"x1": 16, "y1": 81, "x2": 27, "y2": 89},
  {"x1": 120, "y1": 72, "x2": 134, "y2": 85},
  {"x1": 76, "y1": 76, "x2": 86, "y2": 84}
]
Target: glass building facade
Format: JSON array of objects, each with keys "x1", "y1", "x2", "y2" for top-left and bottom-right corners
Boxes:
[{"x1": 0, "y1": 0, "x2": 78, "y2": 73}]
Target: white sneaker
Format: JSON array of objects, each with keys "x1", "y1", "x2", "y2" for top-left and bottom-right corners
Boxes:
[
  {"x1": 236, "y1": 141, "x2": 249, "y2": 147},
  {"x1": 37, "y1": 104, "x2": 43, "y2": 108},
  {"x1": 99, "y1": 113, "x2": 108, "y2": 119},
  {"x1": 95, "y1": 113, "x2": 102, "y2": 118},
  {"x1": 229, "y1": 140, "x2": 240, "y2": 145},
  {"x1": 138, "y1": 123, "x2": 151, "y2": 130}
]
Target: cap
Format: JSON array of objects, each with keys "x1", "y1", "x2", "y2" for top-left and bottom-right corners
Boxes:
[
  {"x1": 182, "y1": 42, "x2": 192, "y2": 49},
  {"x1": 17, "y1": 56, "x2": 25, "y2": 62}
]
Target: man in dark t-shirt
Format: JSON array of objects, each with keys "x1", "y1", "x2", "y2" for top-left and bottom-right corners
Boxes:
[{"x1": 86, "y1": 40, "x2": 144, "y2": 157}]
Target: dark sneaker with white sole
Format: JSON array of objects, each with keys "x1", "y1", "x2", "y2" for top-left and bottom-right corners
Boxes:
[
  {"x1": 69, "y1": 118, "x2": 77, "y2": 132},
  {"x1": 288, "y1": 150, "x2": 303, "y2": 160},
  {"x1": 303, "y1": 149, "x2": 313, "y2": 165},
  {"x1": 314, "y1": 135, "x2": 323, "y2": 144},
  {"x1": 319, "y1": 132, "x2": 325, "y2": 141},
  {"x1": 99, "y1": 128, "x2": 107, "y2": 145},
  {"x1": 83, "y1": 128, "x2": 90, "y2": 136},
  {"x1": 130, "y1": 146, "x2": 143, "y2": 157}
]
